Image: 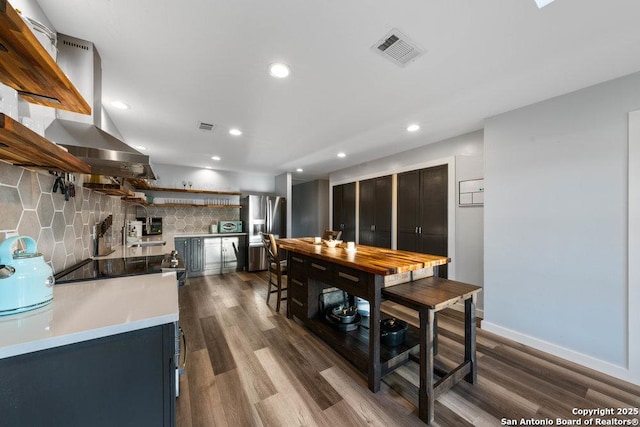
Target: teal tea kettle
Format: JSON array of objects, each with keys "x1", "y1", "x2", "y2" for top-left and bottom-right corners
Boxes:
[{"x1": 0, "y1": 236, "x2": 54, "y2": 316}]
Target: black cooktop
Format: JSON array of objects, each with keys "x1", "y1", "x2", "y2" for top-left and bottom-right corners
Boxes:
[{"x1": 54, "y1": 254, "x2": 184, "y2": 284}]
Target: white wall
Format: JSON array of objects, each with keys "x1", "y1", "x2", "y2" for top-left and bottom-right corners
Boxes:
[
  {"x1": 152, "y1": 163, "x2": 275, "y2": 194},
  {"x1": 9, "y1": 0, "x2": 55, "y2": 29},
  {"x1": 330, "y1": 130, "x2": 484, "y2": 311},
  {"x1": 484, "y1": 71, "x2": 640, "y2": 385},
  {"x1": 628, "y1": 111, "x2": 640, "y2": 384}
]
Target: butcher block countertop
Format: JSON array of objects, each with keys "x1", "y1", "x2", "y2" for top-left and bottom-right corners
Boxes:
[{"x1": 277, "y1": 238, "x2": 449, "y2": 276}]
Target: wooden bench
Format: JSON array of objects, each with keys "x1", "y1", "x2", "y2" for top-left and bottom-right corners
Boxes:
[{"x1": 382, "y1": 276, "x2": 482, "y2": 424}]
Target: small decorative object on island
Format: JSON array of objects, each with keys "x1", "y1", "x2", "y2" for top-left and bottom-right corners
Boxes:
[
  {"x1": 323, "y1": 239, "x2": 342, "y2": 248},
  {"x1": 0, "y1": 236, "x2": 54, "y2": 316}
]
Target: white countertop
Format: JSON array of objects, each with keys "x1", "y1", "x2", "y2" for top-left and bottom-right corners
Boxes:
[
  {"x1": 173, "y1": 232, "x2": 247, "y2": 238},
  {"x1": 0, "y1": 272, "x2": 179, "y2": 359},
  {"x1": 94, "y1": 235, "x2": 175, "y2": 260},
  {"x1": 93, "y1": 233, "x2": 247, "y2": 260}
]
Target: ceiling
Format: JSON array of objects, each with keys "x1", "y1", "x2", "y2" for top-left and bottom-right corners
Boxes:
[{"x1": 33, "y1": 0, "x2": 640, "y2": 182}]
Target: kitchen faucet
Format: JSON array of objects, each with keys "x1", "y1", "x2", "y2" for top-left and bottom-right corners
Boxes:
[{"x1": 123, "y1": 202, "x2": 149, "y2": 244}]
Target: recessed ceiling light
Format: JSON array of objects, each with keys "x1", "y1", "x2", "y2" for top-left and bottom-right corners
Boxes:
[
  {"x1": 407, "y1": 124, "x2": 420, "y2": 132},
  {"x1": 205, "y1": 166, "x2": 212, "y2": 169},
  {"x1": 296, "y1": 168, "x2": 303, "y2": 172},
  {"x1": 134, "y1": 145, "x2": 146, "y2": 151},
  {"x1": 269, "y1": 63, "x2": 291, "y2": 78},
  {"x1": 534, "y1": 0, "x2": 555, "y2": 7},
  {"x1": 211, "y1": 156, "x2": 221, "y2": 161},
  {"x1": 337, "y1": 152, "x2": 346, "y2": 158},
  {"x1": 229, "y1": 128, "x2": 243, "y2": 136},
  {"x1": 111, "y1": 100, "x2": 130, "y2": 110}
]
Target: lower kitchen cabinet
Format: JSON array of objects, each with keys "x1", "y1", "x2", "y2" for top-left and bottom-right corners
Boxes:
[
  {"x1": 175, "y1": 236, "x2": 203, "y2": 276},
  {"x1": 0, "y1": 324, "x2": 176, "y2": 427},
  {"x1": 189, "y1": 237, "x2": 204, "y2": 274},
  {"x1": 174, "y1": 237, "x2": 189, "y2": 273},
  {"x1": 222, "y1": 236, "x2": 243, "y2": 273},
  {"x1": 204, "y1": 237, "x2": 222, "y2": 273},
  {"x1": 175, "y1": 235, "x2": 245, "y2": 277}
]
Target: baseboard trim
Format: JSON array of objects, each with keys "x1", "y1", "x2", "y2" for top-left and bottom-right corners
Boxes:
[{"x1": 482, "y1": 321, "x2": 640, "y2": 386}]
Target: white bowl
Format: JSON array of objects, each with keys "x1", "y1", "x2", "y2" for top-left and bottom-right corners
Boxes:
[{"x1": 323, "y1": 239, "x2": 342, "y2": 248}]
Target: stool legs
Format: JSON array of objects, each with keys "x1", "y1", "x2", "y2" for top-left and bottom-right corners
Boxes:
[
  {"x1": 419, "y1": 307, "x2": 435, "y2": 424},
  {"x1": 266, "y1": 267, "x2": 286, "y2": 313},
  {"x1": 464, "y1": 294, "x2": 478, "y2": 384},
  {"x1": 275, "y1": 271, "x2": 283, "y2": 313},
  {"x1": 266, "y1": 269, "x2": 273, "y2": 305}
]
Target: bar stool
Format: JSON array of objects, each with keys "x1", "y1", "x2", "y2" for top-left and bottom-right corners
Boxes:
[{"x1": 261, "y1": 232, "x2": 287, "y2": 312}]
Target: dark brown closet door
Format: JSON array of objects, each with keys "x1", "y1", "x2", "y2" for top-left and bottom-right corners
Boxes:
[
  {"x1": 332, "y1": 182, "x2": 356, "y2": 242},
  {"x1": 397, "y1": 170, "x2": 420, "y2": 252},
  {"x1": 418, "y1": 164, "x2": 448, "y2": 277},
  {"x1": 358, "y1": 175, "x2": 391, "y2": 248},
  {"x1": 396, "y1": 164, "x2": 448, "y2": 277},
  {"x1": 373, "y1": 175, "x2": 392, "y2": 248},
  {"x1": 358, "y1": 178, "x2": 375, "y2": 246}
]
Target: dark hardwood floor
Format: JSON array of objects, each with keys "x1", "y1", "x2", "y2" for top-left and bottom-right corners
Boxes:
[{"x1": 176, "y1": 272, "x2": 640, "y2": 426}]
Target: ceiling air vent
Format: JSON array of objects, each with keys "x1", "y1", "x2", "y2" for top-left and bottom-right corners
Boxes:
[
  {"x1": 198, "y1": 122, "x2": 214, "y2": 132},
  {"x1": 372, "y1": 28, "x2": 425, "y2": 68}
]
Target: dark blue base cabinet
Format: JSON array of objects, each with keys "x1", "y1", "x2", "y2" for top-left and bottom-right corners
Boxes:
[{"x1": 0, "y1": 324, "x2": 176, "y2": 427}]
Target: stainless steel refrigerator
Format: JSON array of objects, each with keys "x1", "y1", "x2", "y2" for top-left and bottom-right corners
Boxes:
[{"x1": 240, "y1": 195, "x2": 286, "y2": 271}]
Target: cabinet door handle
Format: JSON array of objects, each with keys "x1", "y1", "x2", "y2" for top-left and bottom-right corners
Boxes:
[
  {"x1": 419, "y1": 226, "x2": 422, "y2": 234},
  {"x1": 415, "y1": 226, "x2": 419, "y2": 234},
  {"x1": 311, "y1": 263, "x2": 326, "y2": 271},
  {"x1": 371, "y1": 224, "x2": 376, "y2": 232},
  {"x1": 292, "y1": 256, "x2": 304, "y2": 263},
  {"x1": 338, "y1": 271, "x2": 360, "y2": 283},
  {"x1": 292, "y1": 298, "x2": 304, "y2": 307},
  {"x1": 292, "y1": 279, "x2": 304, "y2": 287}
]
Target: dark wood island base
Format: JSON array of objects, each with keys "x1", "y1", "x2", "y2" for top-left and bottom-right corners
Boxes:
[{"x1": 277, "y1": 238, "x2": 480, "y2": 424}]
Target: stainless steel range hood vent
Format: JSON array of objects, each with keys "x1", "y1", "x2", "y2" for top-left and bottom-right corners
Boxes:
[
  {"x1": 46, "y1": 119, "x2": 155, "y2": 179},
  {"x1": 44, "y1": 34, "x2": 156, "y2": 179}
]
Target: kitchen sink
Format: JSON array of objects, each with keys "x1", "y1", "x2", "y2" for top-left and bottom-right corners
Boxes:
[{"x1": 127, "y1": 240, "x2": 167, "y2": 248}]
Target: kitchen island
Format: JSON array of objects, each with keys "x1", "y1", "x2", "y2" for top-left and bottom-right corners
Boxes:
[
  {"x1": 0, "y1": 273, "x2": 179, "y2": 427},
  {"x1": 277, "y1": 238, "x2": 449, "y2": 393},
  {"x1": 278, "y1": 238, "x2": 483, "y2": 424}
]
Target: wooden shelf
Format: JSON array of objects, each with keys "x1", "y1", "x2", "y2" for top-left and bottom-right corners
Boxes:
[
  {"x1": 125, "y1": 178, "x2": 152, "y2": 190},
  {"x1": 305, "y1": 316, "x2": 419, "y2": 377},
  {"x1": 131, "y1": 185, "x2": 241, "y2": 196},
  {"x1": 122, "y1": 183, "x2": 241, "y2": 206},
  {"x1": 121, "y1": 197, "x2": 149, "y2": 204},
  {"x1": 0, "y1": 2, "x2": 91, "y2": 114},
  {"x1": 121, "y1": 197, "x2": 240, "y2": 208},
  {"x1": 151, "y1": 203, "x2": 241, "y2": 208},
  {"x1": 84, "y1": 183, "x2": 133, "y2": 197},
  {"x1": 0, "y1": 113, "x2": 91, "y2": 173}
]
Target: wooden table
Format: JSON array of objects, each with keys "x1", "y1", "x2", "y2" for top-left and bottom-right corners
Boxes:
[
  {"x1": 277, "y1": 238, "x2": 449, "y2": 393},
  {"x1": 382, "y1": 277, "x2": 482, "y2": 424}
]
